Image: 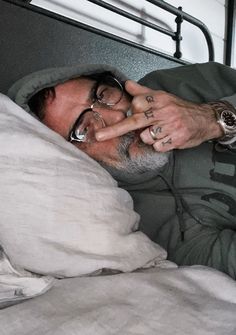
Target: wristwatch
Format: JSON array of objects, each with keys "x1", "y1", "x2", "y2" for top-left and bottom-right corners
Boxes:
[{"x1": 209, "y1": 100, "x2": 236, "y2": 146}]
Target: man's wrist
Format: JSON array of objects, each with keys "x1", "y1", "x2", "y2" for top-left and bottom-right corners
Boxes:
[{"x1": 208, "y1": 100, "x2": 236, "y2": 146}]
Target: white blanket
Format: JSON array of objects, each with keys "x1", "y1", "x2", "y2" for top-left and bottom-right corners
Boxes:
[
  {"x1": 0, "y1": 246, "x2": 54, "y2": 309},
  {"x1": 1, "y1": 265, "x2": 236, "y2": 335}
]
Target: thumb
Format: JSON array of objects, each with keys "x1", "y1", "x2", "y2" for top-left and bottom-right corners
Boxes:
[{"x1": 125, "y1": 80, "x2": 152, "y2": 97}]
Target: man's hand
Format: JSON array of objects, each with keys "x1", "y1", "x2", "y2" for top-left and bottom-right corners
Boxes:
[{"x1": 95, "y1": 80, "x2": 223, "y2": 152}]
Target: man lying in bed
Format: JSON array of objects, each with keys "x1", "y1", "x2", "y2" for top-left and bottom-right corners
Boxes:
[{"x1": 8, "y1": 62, "x2": 236, "y2": 279}]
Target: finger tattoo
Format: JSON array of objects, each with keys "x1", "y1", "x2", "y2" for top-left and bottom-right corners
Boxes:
[
  {"x1": 162, "y1": 138, "x2": 172, "y2": 146},
  {"x1": 144, "y1": 108, "x2": 154, "y2": 119},
  {"x1": 146, "y1": 96, "x2": 154, "y2": 103}
]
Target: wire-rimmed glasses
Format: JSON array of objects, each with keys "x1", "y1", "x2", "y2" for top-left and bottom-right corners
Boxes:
[{"x1": 69, "y1": 74, "x2": 124, "y2": 144}]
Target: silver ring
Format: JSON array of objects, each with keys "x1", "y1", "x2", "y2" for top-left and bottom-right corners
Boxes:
[
  {"x1": 149, "y1": 128, "x2": 157, "y2": 140},
  {"x1": 149, "y1": 125, "x2": 163, "y2": 141}
]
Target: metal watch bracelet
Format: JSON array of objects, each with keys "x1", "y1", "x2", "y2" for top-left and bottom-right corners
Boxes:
[{"x1": 208, "y1": 100, "x2": 236, "y2": 148}]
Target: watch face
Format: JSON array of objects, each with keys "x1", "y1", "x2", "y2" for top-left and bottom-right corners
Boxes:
[{"x1": 221, "y1": 110, "x2": 236, "y2": 128}]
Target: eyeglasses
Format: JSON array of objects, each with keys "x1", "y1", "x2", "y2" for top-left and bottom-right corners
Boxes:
[{"x1": 69, "y1": 74, "x2": 124, "y2": 144}]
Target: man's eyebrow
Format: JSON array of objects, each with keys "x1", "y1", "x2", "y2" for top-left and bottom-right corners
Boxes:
[{"x1": 88, "y1": 80, "x2": 98, "y2": 102}]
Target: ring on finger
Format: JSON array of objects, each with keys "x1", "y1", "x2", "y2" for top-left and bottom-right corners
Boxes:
[
  {"x1": 149, "y1": 128, "x2": 157, "y2": 140},
  {"x1": 149, "y1": 125, "x2": 162, "y2": 140}
]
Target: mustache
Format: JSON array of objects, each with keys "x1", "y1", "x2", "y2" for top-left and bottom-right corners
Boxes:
[
  {"x1": 118, "y1": 130, "x2": 155, "y2": 157},
  {"x1": 118, "y1": 131, "x2": 136, "y2": 158}
]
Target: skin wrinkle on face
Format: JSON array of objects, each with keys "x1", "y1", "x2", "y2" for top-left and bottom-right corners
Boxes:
[{"x1": 42, "y1": 77, "x2": 170, "y2": 176}]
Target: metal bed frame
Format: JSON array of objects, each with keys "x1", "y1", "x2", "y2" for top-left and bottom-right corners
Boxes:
[
  {"x1": 226, "y1": 0, "x2": 236, "y2": 66},
  {"x1": 18, "y1": 0, "x2": 215, "y2": 62},
  {"x1": 86, "y1": 0, "x2": 215, "y2": 61},
  {"x1": 1, "y1": 0, "x2": 234, "y2": 95}
]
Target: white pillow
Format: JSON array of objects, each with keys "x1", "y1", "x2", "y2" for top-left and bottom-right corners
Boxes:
[{"x1": 0, "y1": 94, "x2": 166, "y2": 278}]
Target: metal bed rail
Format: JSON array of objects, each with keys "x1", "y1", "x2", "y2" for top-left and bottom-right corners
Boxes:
[
  {"x1": 86, "y1": 0, "x2": 215, "y2": 61},
  {"x1": 16, "y1": 0, "x2": 215, "y2": 62},
  {"x1": 225, "y1": 0, "x2": 235, "y2": 66}
]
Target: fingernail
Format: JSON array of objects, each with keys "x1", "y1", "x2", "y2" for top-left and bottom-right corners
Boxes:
[{"x1": 95, "y1": 132, "x2": 105, "y2": 141}]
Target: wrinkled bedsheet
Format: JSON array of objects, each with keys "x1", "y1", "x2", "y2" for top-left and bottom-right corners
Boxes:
[{"x1": 1, "y1": 265, "x2": 236, "y2": 335}]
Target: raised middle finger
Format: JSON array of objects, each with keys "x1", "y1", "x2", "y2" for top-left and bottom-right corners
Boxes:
[{"x1": 95, "y1": 96, "x2": 161, "y2": 141}]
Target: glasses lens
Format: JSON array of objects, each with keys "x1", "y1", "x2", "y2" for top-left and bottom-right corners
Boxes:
[
  {"x1": 96, "y1": 76, "x2": 123, "y2": 106},
  {"x1": 71, "y1": 110, "x2": 105, "y2": 143}
]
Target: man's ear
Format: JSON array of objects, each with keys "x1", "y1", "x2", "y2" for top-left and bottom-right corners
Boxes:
[{"x1": 44, "y1": 89, "x2": 55, "y2": 105}]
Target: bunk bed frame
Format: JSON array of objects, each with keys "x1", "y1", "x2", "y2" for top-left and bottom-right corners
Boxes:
[{"x1": 0, "y1": 0, "x2": 215, "y2": 94}]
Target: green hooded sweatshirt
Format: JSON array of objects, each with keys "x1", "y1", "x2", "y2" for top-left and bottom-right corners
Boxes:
[{"x1": 115, "y1": 62, "x2": 236, "y2": 279}]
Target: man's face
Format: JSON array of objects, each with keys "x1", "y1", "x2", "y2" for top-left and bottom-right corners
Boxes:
[{"x1": 42, "y1": 78, "x2": 170, "y2": 175}]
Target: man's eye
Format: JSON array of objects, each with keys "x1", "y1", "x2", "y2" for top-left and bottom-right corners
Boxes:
[
  {"x1": 75, "y1": 126, "x2": 88, "y2": 141},
  {"x1": 97, "y1": 87, "x2": 109, "y2": 102}
]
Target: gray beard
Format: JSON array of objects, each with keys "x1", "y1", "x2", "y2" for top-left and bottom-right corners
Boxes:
[{"x1": 98, "y1": 132, "x2": 171, "y2": 178}]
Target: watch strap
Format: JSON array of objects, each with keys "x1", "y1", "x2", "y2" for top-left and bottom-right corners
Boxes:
[{"x1": 208, "y1": 100, "x2": 236, "y2": 144}]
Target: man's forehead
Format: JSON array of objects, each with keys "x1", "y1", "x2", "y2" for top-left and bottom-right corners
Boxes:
[
  {"x1": 53, "y1": 77, "x2": 94, "y2": 101},
  {"x1": 7, "y1": 64, "x2": 127, "y2": 117}
]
